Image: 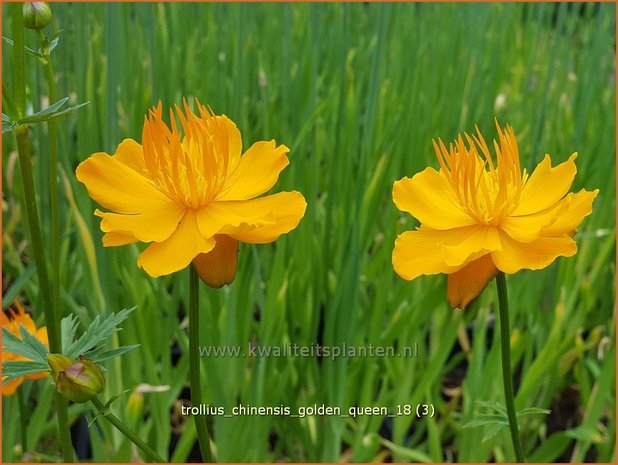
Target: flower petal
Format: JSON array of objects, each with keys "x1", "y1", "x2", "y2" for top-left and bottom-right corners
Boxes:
[
  {"x1": 215, "y1": 115, "x2": 243, "y2": 175},
  {"x1": 195, "y1": 202, "x2": 277, "y2": 239},
  {"x1": 76, "y1": 151, "x2": 173, "y2": 214},
  {"x1": 393, "y1": 169, "x2": 477, "y2": 230},
  {"x1": 113, "y1": 139, "x2": 148, "y2": 175},
  {"x1": 543, "y1": 189, "x2": 598, "y2": 235},
  {"x1": 228, "y1": 191, "x2": 307, "y2": 243},
  {"x1": 512, "y1": 153, "x2": 577, "y2": 216},
  {"x1": 501, "y1": 203, "x2": 564, "y2": 243},
  {"x1": 196, "y1": 191, "x2": 306, "y2": 243},
  {"x1": 442, "y1": 225, "x2": 501, "y2": 266},
  {"x1": 102, "y1": 231, "x2": 139, "y2": 247},
  {"x1": 491, "y1": 230, "x2": 577, "y2": 274},
  {"x1": 137, "y1": 210, "x2": 216, "y2": 277},
  {"x1": 447, "y1": 254, "x2": 499, "y2": 309},
  {"x1": 217, "y1": 141, "x2": 290, "y2": 200},
  {"x1": 192, "y1": 235, "x2": 239, "y2": 288},
  {"x1": 502, "y1": 188, "x2": 598, "y2": 243},
  {"x1": 96, "y1": 202, "x2": 186, "y2": 243},
  {"x1": 392, "y1": 228, "x2": 469, "y2": 281}
]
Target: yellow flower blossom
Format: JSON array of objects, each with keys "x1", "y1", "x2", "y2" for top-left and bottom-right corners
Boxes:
[
  {"x1": 76, "y1": 101, "x2": 307, "y2": 287},
  {"x1": 392, "y1": 122, "x2": 598, "y2": 309},
  {"x1": 1, "y1": 302, "x2": 49, "y2": 396}
]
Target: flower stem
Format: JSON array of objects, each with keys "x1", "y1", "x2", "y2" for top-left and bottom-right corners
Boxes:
[
  {"x1": 37, "y1": 27, "x2": 62, "y2": 362},
  {"x1": 34, "y1": 36, "x2": 74, "y2": 460},
  {"x1": 189, "y1": 266, "x2": 214, "y2": 462},
  {"x1": 2, "y1": 81, "x2": 17, "y2": 119},
  {"x1": 17, "y1": 388, "x2": 28, "y2": 452},
  {"x1": 496, "y1": 272, "x2": 525, "y2": 462},
  {"x1": 10, "y1": 4, "x2": 25, "y2": 119},
  {"x1": 91, "y1": 397, "x2": 165, "y2": 463},
  {"x1": 11, "y1": 6, "x2": 73, "y2": 461}
]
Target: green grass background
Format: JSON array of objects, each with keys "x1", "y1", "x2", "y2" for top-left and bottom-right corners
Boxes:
[{"x1": 2, "y1": 2, "x2": 616, "y2": 462}]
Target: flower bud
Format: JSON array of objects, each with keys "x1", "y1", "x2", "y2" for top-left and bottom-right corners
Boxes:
[
  {"x1": 23, "y1": 2, "x2": 52, "y2": 30},
  {"x1": 47, "y1": 354, "x2": 105, "y2": 403}
]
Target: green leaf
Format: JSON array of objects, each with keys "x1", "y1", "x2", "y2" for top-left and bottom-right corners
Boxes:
[
  {"x1": 2, "y1": 36, "x2": 45, "y2": 61},
  {"x1": 88, "y1": 390, "x2": 131, "y2": 428},
  {"x1": 19, "y1": 97, "x2": 68, "y2": 122},
  {"x1": 65, "y1": 307, "x2": 136, "y2": 359},
  {"x1": 2, "y1": 327, "x2": 47, "y2": 364},
  {"x1": 2, "y1": 113, "x2": 17, "y2": 134},
  {"x1": 462, "y1": 415, "x2": 509, "y2": 429},
  {"x1": 87, "y1": 344, "x2": 140, "y2": 363},
  {"x1": 47, "y1": 35, "x2": 60, "y2": 55},
  {"x1": 517, "y1": 407, "x2": 551, "y2": 417},
  {"x1": 19, "y1": 324, "x2": 50, "y2": 359},
  {"x1": 474, "y1": 400, "x2": 507, "y2": 417},
  {"x1": 2, "y1": 265, "x2": 35, "y2": 309},
  {"x1": 18, "y1": 98, "x2": 89, "y2": 124},
  {"x1": 482, "y1": 422, "x2": 508, "y2": 443},
  {"x1": 2, "y1": 360, "x2": 49, "y2": 384},
  {"x1": 61, "y1": 314, "x2": 80, "y2": 353}
]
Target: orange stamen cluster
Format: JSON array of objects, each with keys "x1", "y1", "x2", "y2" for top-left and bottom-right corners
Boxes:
[
  {"x1": 433, "y1": 123, "x2": 528, "y2": 226},
  {"x1": 142, "y1": 101, "x2": 239, "y2": 209}
]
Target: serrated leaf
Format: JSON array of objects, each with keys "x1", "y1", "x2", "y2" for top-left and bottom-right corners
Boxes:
[
  {"x1": 48, "y1": 36, "x2": 60, "y2": 54},
  {"x1": 19, "y1": 97, "x2": 68, "y2": 122},
  {"x1": 19, "y1": 324, "x2": 50, "y2": 359},
  {"x1": 462, "y1": 415, "x2": 509, "y2": 429},
  {"x1": 475, "y1": 400, "x2": 507, "y2": 416},
  {"x1": 66, "y1": 307, "x2": 135, "y2": 359},
  {"x1": 86, "y1": 344, "x2": 140, "y2": 363},
  {"x1": 517, "y1": 407, "x2": 551, "y2": 417},
  {"x1": 2, "y1": 36, "x2": 43, "y2": 58},
  {"x1": 2, "y1": 360, "x2": 49, "y2": 384},
  {"x1": 2, "y1": 113, "x2": 17, "y2": 134},
  {"x1": 482, "y1": 422, "x2": 508, "y2": 443},
  {"x1": 2, "y1": 327, "x2": 47, "y2": 364},
  {"x1": 61, "y1": 314, "x2": 80, "y2": 353},
  {"x1": 18, "y1": 99, "x2": 89, "y2": 124},
  {"x1": 88, "y1": 389, "x2": 131, "y2": 428}
]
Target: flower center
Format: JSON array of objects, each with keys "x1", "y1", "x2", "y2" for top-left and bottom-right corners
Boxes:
[
  {"x1": 434, "y1": 124, "x2": 525, "y2": 226},
  {"x1": 141, "y1": 103, "x2": 238, "y2": 209}
]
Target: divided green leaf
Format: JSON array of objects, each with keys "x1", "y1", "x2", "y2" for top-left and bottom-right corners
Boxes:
[
  {"x1": 2, "y1": 113, "x2": 17, "y2": 134},
  {"x1": 18, "y1": 98, "x2": 89, "y2": 125},
  {"x1": 2, "y1": 360, "x2": 50, "y2": 384},
  {"x1": 65, "y1": 307, "x2": 137, "y2": 359}
]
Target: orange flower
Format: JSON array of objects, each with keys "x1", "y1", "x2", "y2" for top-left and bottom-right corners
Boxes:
[
  {"x1": 76, "y1": 101, "x2": 306, "y2": 287},
  {"x1": 1, "y1": 302, "x2": 49, "y2": 395},
  {"x1": 392, "y1": 122, "x2": 598, "y2": 309}
]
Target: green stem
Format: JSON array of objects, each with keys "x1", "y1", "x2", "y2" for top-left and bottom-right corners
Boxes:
[
  {"x1": 496, "y1": 272, "x2": 525, "y2": 462},
  {"x1": 2, "y1": 81, "x2": 17, "y2": 119},
  {"x1": 55, "y1": 395, "x2": 74, "y2": 461},
  {"x1": 189, "y1": 266, "x2": 214, "y2": 462},
  {"x1": 10, "y1": 4, "x2": 25, "y2": 118},
  {"x1": 15, "y1": 102, "x2": 75, "y2": 465},
  {"x1": 17, "y1": 388, "x2": 28, "y2": 452},
  {"x1": 11, "y1": 8, "x2": 74, "y2": 460},
  {"x1": 91, "y1": 397, "x2": 165, "y2": 463},
  {"x1": 14, "y1": 127, "x2": 56, "y2": 340},
  {"x1": 37, "y1": 28, "x2": 61, "y2": 354}
]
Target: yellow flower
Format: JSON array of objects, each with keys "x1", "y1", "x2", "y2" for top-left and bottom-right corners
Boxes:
[
  {"x1": 392, "y1": 122, "x2": 598, "y2": 309},
  {"x1": 76, "y1": 101, "x2": 307, "y2": 287},
  {"x1": 1, "y1": 302, "x2": 49, "y2": 396}
]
